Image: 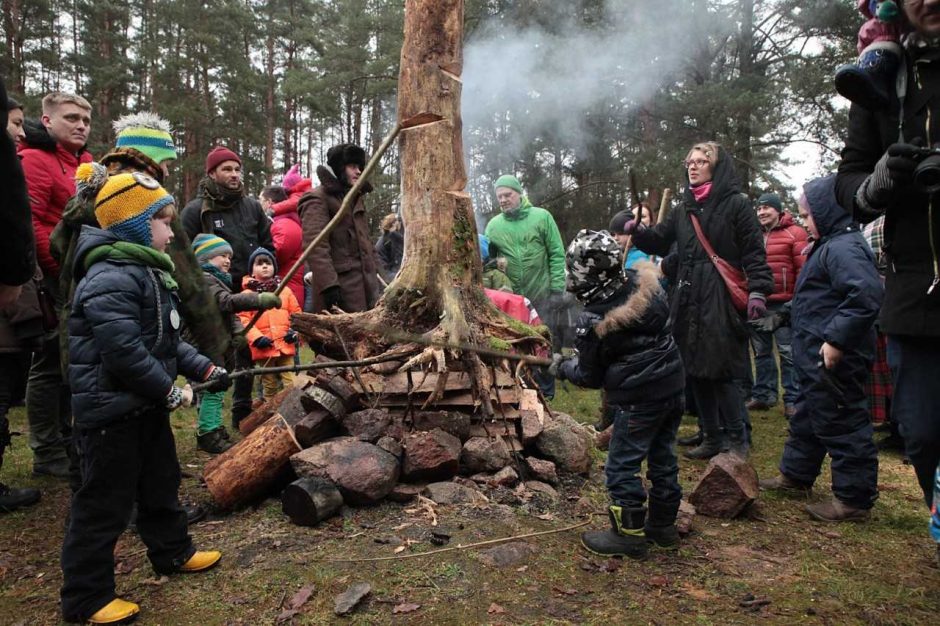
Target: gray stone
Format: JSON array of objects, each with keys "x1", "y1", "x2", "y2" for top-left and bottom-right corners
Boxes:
[
  {"x1": 534, "y1": 411, "x2": 594, "y2": 474},
  {"x1": 523, "y1": 457, "x2": 558, "y2": 485},
  {"x1": 519, "y1": 409, "x2": 543, "y2": 446},
  {"x1": 460, "y1": 436, "x2": 512, "y2": 474},
  {"x1": 688, "y1": 453, "x2": 758, "y2": 518},
  {"x1": 402, "y1": 428, "x2": 462, "y2": 481},
  {"x1": 677, "y1": 500, "x2": 696, "y2": 536},
  {"x1": 387, "y1": 483, "x2": 424, "y2": 503},
  {"x1": 477, "y1": 542, "x2": 535, "y2": 568},
  {"x1": 411, "y1": 411, "x2": 472, "y2": 441},
  {"x1": 290, "y1": 438, "x2": 400, "y2": 505},
  {"x1": 339, "y1": 408, "x2": 392, "y2": 443},
  {"x1": 334, "y1": 582, "x2": 371, "y2": 615},
  {"x1": 423, "y1": 481, "x2": 488, "y2": 505},
  {"x1": 376, "y1": 436, "x2": 403, "y2": 460},
  {"x1": 525, "y1": 480, "x2": 559, "y2": 499},
  {"x1": 491, "y1": 466, "x2": 519, "y2": 487}
]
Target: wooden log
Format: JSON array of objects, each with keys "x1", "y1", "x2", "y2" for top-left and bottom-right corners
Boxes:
[
  {"x1": 351, "y1": 370, "x2": 513, "y2": 395},
  {"x1": 294, "y1": 409, "x2": 339, "y2": 448},
  {"x1": 315, "y1": 372, "x2": 361, "y2": 412},
  {"x1": 300, "y1": 384, "x2": 347, "y2": 420},
  {"x1": 280, "y1": 477, "x2": 344, "y2": 526},
  {"x1": 204, "y1": 415, "x2": 302, "y2": 510},
  {"x1": 238, "y1": 386, "x2": 293, "y2": 436}
]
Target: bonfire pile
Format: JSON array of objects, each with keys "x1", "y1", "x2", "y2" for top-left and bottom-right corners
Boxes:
[{"x1": 202, "y1": 359, "x2": 594, "y2": 525}]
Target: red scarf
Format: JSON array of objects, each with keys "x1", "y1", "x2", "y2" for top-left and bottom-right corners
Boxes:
[{"x1": 691, "y1": 181, "x2": 713, "y2": 204}]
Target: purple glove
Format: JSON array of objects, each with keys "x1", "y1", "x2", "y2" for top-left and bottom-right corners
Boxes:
[
  {"x1": 747, "y1": 296, "x2": 767, "y2": 321},
  {"x1": 622, "y1": 219, "x2": 638, "y2": 236}
]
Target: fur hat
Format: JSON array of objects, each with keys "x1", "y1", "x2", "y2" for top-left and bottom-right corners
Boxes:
[
  {"x1": 76, "y1": 163, "x2": 173, "y2": 246},
  {"x1": 326, "y1": 144, "x2": 366, "y2": 181},
  {"x1": 205, "y1": 146, "x2": 241, "y2": 174},
  {"x1": 192, "y1": 233, "x2": 233, "y2": 264},
  {"x1": 565, "y1": 229, "x2": 624, "y2": 304},
  {"x1": 757, "y1": 192, "x2": 783, "y2": 213},
  {"x1": 493, "y1": 174, "x2": 524, "y2": 195},
  {"x1": 113, "y1": 112, "x2": 177, "y2": 164},
  {"x1": 248, "y1": 247, "x2": 278, "y2": 275}
]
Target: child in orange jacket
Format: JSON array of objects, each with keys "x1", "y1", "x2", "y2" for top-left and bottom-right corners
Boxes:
[{"x1": 237, "y1": 248, "x2": 302, "y2": 399}]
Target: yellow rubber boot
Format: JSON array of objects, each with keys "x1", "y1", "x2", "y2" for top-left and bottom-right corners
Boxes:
[
  {"x1": 88, "y1": 598, "x2": 139, "y2": 624},
  {"x1": 179, "y1": 550, "x2": 221, "y2": 573}
]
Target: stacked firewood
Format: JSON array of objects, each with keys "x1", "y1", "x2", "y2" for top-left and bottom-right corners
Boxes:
[{"x1": 202, "y1": 359, "x2": 594, "y2": 525}]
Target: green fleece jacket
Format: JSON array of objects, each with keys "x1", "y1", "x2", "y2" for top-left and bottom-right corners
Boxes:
[{"x1": 483, "y1": 198, "x2": 566, "y2": 302}]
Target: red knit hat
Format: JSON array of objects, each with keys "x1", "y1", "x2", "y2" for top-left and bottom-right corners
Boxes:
[{"x1": 205, "y1": 146, "x2": 241, "y2": 174}]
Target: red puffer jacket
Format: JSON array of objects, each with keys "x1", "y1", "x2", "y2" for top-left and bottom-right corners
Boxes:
[
  {"x1": 271, "y1": 179, "x2": 308, "y2": 304},
  {"x1": 19, "y1": 122, "x2": 93, "y2": 277},
  {"x1": 763, "y1": 212, "x2": 809, "y2": 302}
]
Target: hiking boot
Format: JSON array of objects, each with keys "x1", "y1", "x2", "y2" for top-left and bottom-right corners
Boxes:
[
  {"x1": 745, "y1": 398, "x2": 772, "y2": 411},
  {"x1": 581, "y1": 505, "x2": 647, "y2": 560},
  {"x1": 183, "y1": 502, "x2": 207, "y2": 525},
  {"x1": 197, "y1": 428, "x2": 233, "y2": 454},
  {"x1": 683, "y1": 438, "x2": 723, "y2": 460},
  {"x1": 88, "y1": 598, "x2": 139, "y2": 624},
  {"x1": 32, "y1": 460, "x2": 71, "y2": 479},
  {"x1": 805, "y1": 497, "x2": 871, "y2": 523},
  {"x1": 677, "y1": 430, "x2": 703, "y2": 447},
  {"x1": 0, "y1": 482, "x2": 41, "y2": 512},
  {"x1": 728, "y1": 439, "x2": 750, "y2": 459},
  {"x1": 179, "y1": 550, "x2": 221, "y2": 572},
  {"x1": 758, "y1": 473, "x2": 812, "y2": 495}
]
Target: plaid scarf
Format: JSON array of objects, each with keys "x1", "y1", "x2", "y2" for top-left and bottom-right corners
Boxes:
[{"x1": 244, "y1": 276, "x2": 280, "y2": 293}]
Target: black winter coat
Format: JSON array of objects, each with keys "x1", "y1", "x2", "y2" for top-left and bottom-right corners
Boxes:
[
  {"x1": 0, "y1": 75, "x2": 35, "y2": 287},
  {"x1": 559, "y1": 262, "x2": 685, "y2": 405},
  {"x1": 375, "y1": 230, "x2": 404, "y2": 283},
  {"x1": 68, "y1": 227, "x2": 213, "y2": 429},
  {"x1": 792, "y1": 176, "x2": 883, "y2": 378},
  {"x1": 632, "y1": 148, "x2": 773, "y2": 379},
  {"x1": 836, "y1": 43, "x2": 940, "y2": 338},
  {"x1": 180, "y1": 194, "x2": 273, "y2": 289}
]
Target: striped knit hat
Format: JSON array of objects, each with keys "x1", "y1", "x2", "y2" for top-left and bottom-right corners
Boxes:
[
  {"x1": 112, "y1": 112, "x2": 177, "y2": 164},
  {"x1": 192, "y1": 233, "x2": 234, "y2": 263},
  {"x1": 76, "y1": 164, "x2": 174, "y2": 246}
]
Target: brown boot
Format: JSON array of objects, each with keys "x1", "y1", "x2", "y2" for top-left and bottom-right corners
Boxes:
[
  {"x1": 758, "y1": 473, "x2": 811, "y2": 495},
  {"x1": 805, "y1": 497, "x2": 870, "y2": 522}
]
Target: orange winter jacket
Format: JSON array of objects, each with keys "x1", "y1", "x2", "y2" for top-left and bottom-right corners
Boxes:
[{"x1": 237, "y1": 281, "x2": 302, "y2": 360}]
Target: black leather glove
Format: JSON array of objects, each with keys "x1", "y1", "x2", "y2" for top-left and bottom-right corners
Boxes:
[
  {"x1": 284, "y1": 329, "x2": 299, "y2": 344},
  {"x1": 253, "y1": 336, "x2": 274, "y2": 349},
  {"x1": 858, "y1": 140, "x2": 923, "y2": 210},
  {"x1": 321, "y1": 285, "x2": 344, "y2": 312},
  {"x1": 203, "y1": 365, "x2": 231, "y2": 392}
]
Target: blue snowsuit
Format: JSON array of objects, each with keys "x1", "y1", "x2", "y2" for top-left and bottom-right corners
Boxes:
[{"x1": 779, "y1": 175, "x2": 883, "y2": 509}]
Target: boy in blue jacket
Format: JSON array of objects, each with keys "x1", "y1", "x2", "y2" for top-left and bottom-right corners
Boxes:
[
  {"x1": 551, "y1": 230, "x2": 685, "y2": 560},
  {"x1": 760, "y1": 175, "x2": 883, "y2": 522},
  {"x1": 60, "y1": 165, "x2": 230, "y2": 624}
]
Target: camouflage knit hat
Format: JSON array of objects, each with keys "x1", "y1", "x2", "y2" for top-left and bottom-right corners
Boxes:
[{"x1": 565, "y1": 229, "x2": 624, "y2": 304}]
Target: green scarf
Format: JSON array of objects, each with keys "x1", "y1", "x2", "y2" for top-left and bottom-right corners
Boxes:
[
  {"x1": 199, "y1": 176, "x2": 245, "y2": 211},
  {"x1": 202, "y1": 262, "x2": 233, "y2": 289},
  {"x1": 84, "y1": 241, "x2": 178, "y2": 290},
  {"x1": 502, "y1": 196, "x2": 533, "y2": 221}
]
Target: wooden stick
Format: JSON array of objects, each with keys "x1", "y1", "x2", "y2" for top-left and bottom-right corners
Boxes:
[
  {"x1": 378, "y1": 328, "x2": 553, "y2": 367},
  {"x1": 658, "y1": 187, "x2": 673, "y2": 225},
  {"x1": 241, "y1": 112, "x2": 441, "y2": 333},
  {"x1": 317, "y1": 518, "x2": 592, "y2": 563}
]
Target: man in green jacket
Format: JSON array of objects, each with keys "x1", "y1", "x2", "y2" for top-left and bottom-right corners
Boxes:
[{"x1": 484, "y1": 175, "x2": 566, "y2": 397}]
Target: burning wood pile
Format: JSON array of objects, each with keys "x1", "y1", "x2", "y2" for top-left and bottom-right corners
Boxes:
[{"x1": 202, "y1": 359, "x2": 594, "y2": 525}]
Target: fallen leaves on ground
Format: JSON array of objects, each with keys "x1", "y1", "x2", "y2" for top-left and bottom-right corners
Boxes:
[
  {"x1": 277, "y1": 583, "x2": 316, "y2": 623},
  {"x1": 392, "y1": 602, "x2": 421, "y2": 614}
]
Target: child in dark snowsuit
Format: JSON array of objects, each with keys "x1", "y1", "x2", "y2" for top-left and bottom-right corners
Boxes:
[
  {"x1": 835, "y1": 0, "x2": 904, "y2": 111},
  {"x1": 60, "y1": 166, "x2": 230, "y2": 624},
  {"x1": 551, "y1": 230, "x2": 685, "y2": 559},
  {"x1": 760, "y1": 175, "x2": 883, "y2": 522},
  {"x1": 191, "y1": 233, "x2": 281, "y2": 453}
]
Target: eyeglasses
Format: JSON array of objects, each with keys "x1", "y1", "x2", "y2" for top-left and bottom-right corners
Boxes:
[{"x1": 684, "y1": 158, "x2": 709, "y2": 169}]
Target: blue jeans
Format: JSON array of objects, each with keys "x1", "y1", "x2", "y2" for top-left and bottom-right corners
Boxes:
[
  {"x1": 887, "y1": 335, "x2": 940, "y2": 508},
  {"x1": 749, "y1": 302, "x2": 798, "y2": 406},
  {"x1": 606, "y1": 395, "x2": 683, "y2": 515}
]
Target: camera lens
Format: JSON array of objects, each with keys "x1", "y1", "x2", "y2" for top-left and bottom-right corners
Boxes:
[{"x1": 914, "y1": 154, "x2": 940, "y2": 194}]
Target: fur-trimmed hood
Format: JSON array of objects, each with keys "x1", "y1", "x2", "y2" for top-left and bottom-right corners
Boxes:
[{"x1": 595, "y1": 260, "x2": 660, "y2": 338}]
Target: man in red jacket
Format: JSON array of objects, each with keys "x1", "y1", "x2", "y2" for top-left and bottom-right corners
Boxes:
[
  {"x1": 746, "y1": 192, "x2": 808, "y2": 417},
  {"x1": 19, "y1": 92, "x2": 93, "y2": 479}
]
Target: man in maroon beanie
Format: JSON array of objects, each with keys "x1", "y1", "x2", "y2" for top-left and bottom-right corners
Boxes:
[{"x1": 181, "y1": 146, "x2": 273, "y2": 428}]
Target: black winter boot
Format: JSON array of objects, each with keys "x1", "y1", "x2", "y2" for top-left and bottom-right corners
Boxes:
[
  {"x1": 645, "y1": 500, "x2": 680, "y2": 549},
  {"x1": 0, "y1": 482, "x2": 41, "y2": 513},
  {"x1": 197, "y1": 428, "x2": 233, "y2": 454},
  {"x1": 677, "y1": 430, "x2": 703, "y2": 447},
  {"x1": 683, "y1": 437, "x2": 723, "y2": 460},
  {"x1": 581, "y1": 506, "x2": 648, "y2": 560}
]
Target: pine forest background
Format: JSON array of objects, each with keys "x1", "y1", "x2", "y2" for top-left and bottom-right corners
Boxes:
[{"x1": 2, "y1": 0, "x2": 860, "y2": 239}]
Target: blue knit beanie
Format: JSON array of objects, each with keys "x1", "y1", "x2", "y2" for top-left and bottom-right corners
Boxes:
[{"x1": 248, "y1": 247, "x2": 278, "y2": 275}]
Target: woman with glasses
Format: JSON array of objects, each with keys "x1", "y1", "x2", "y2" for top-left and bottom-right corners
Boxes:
[{"x1": 625, "y1": 142, "x2": 773, "y2": 459}]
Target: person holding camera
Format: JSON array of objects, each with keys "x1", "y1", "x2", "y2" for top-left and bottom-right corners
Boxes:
[{"x1": 835, "y1": 0, "x2": 940, "y2": 559}]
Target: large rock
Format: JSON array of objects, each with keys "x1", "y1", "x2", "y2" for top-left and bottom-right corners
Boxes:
[
  {"x1": 676, "y1": 500, "x2": 696, "y2": 536},
  {"x1": 524, "y1": 457, "x2": 558, "y2": 485},
  {"x1": 340, "y1": 408, "x2": 392, "y2": 443},
  {"x1": 534, "y1": 412, "x2": 594, "y2": 474},
  {"x1": 460, "y1": 436, "x2": 512, "y2": 474},
  {"x1": 519, "y1": 409, "x2": 543, "y2": 446},
  {"x1": 688, "y1": 453, "x2": 758, "y2": 518},
  {"x1": 402, "y1": 428, "x2": 462, "y2": 481},
  {"x1": 290, "y1": 438, "x2": 400, "y2": 505},
  {"x1": 423, "y1": 481, "x2": 488, "y2": 505},
  {"x1": 411, "y1": 411, "x2": 472, "y2": 441}
]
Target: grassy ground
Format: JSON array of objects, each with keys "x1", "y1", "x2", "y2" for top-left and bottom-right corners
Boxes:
[{"x1": 1, "y1": 383, "x2": 937, "y2": 625}]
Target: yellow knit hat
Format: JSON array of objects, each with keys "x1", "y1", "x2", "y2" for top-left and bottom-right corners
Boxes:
[{"x1": 76, "y1": 163, "x2": 174, "y2": 246}]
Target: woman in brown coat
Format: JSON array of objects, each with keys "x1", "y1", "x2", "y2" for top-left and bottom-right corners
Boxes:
[{"x1": 298, "y1": 144, "x2": 381, "y2": 313}]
